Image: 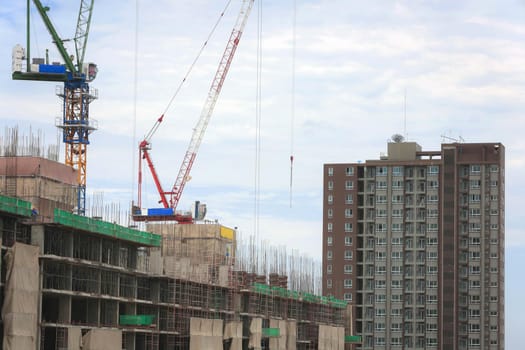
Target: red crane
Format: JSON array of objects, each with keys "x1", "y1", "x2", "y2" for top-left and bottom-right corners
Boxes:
[{"x1": 133, "y1": 0, "x2": 254, "y2": 222}]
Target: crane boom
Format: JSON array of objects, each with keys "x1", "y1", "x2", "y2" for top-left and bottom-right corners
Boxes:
[
  {"x1": 74, "y1": 0, "x2": 95, "y2": 71},
  {"x1": 134, "y1": 0, "x2": 254, "y2": 222},
  {"x1": 168, "y1": 0, "x2": 254, "y2": 210}
]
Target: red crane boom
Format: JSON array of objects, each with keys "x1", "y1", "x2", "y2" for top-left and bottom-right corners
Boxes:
[{"x1": 134, "y1": 0, "x2": 254, "y2": 222}]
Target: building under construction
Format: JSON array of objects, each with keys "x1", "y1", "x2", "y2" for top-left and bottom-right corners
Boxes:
[{"x1": 0, "y1": 130, "x2": 354, "y2": 349}]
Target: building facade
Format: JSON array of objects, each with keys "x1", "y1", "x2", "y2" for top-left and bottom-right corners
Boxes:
[{"x1": 323, "y1": 141, "x2": 504, "y2": 349}]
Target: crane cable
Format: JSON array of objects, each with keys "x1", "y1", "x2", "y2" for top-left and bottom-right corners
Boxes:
[
  {"x1": 289, "y1": 0, "x2": 296, "y2": 208},
  {"x1": 160, "y1": 0, "x2": 233, "y2": 118},
  {"x1": 254, "y1": 0, "x2": 263, "y2": 242},
  {"x1": 131, "y1": 0, "x2": 139, "y2": 216}
]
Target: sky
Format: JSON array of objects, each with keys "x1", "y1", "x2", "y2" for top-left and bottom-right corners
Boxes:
[{"x1": 1, "y1": 0, "x2": 524, "y2": 347}]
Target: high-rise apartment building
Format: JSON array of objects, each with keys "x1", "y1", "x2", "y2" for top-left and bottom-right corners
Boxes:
[{"x1": 323, "y1": 141, "x2": 504, "y2": 349}]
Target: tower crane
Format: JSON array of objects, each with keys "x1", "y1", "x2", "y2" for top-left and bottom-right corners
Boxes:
[
  {"x1": 133, "y1": 0, "x2": 254, "y2": 222},
  {"x1": 12, "y1": 0, "x2": 98, "y2": 216}
]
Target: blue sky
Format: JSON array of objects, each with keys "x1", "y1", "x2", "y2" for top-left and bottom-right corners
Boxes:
[{"x1": 1, "y1": 1, "x2": 524, "y2": 347}]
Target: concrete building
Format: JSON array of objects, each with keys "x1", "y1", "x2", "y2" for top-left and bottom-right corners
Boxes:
[{"x1": 323, "y1": 141, "x2": 504, "y2": 349}]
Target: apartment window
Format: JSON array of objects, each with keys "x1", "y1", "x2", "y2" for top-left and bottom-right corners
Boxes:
[
  {"x1": 490, "y1": 194, "x2": 498, "y2": 201},
  {"x1": 490, "y1": 180, "x2": 498, "y2": 187},
  {"x1": 392, "y1": 180, "x2": 403, "y2": 189},
  {"x1": 490, "y1": 252, "x2": 498, "y2": 258},
  {"x1": 392, "y1": 223, "x2": 402, "y2": 232},
  {"x1": 470, "y1": 266, "x2": 481, "y2": 275},
  {"x1": 427, "y1": 338, "x2": 438, "y2": 346},
  {"x1": 346, "y1": 167, "x2": 354, "y2": 176},
  {"x1": 327, "y1": 208, "x2": 333, "y2": 218},
  {"x1": 490, "y1": 267, "x2": 498, "y2": 273},
  {"x1": 470, "y1": 194, "x2": 481, "y2": 202},
  {"x1": 425, "y1": 309, "x2": 437, "y2": 318},
  {"x1": 344, "y1": 223, "x2": 353, "y2": 232},
  {"x1": 391, "y1": 280, "x2": 401, "y2": 289},
  {"x1": 470, "y1": 208, "x2": 481, "y2": 216},
  {"x1": 427, "y1": 252, "x2": 438, "y2": 260},
  {"x1": 470, "y1": 280, "x2": 481, "y2": 288},
  {"x1": 327, "y1": 236, "x2": 333, "y2": 246},
  {"x1": 427, "y1": 295, "x2": 438, "y2": 304},
  {"x1": 327, "y1": 251, "x2": 333, "y2": 260},
  {"x1": 468, "y1": 323, "x2": 481, "y2": 333},
  {"x1": 344, "y1": 279, "x2": 353, "y2": 288},
  {"x1": 490, "y1": 165, "x2": 499, "y2": 172},
  {"x1": 391, "y1": 323, "x2": 401, "y2": 331},
  {"x1": 393, "y1": 166, "x2": 403, "y2": 176},
  {"x1": 345, "y1": 236, "x2": 353, "y2": 246},
  {"x1": 490, "y1": 208, "x2": 499, "y2": 215},
  {"x1": 377, "y1": 209, "x2": 387, "y2": 217},
  {"x1": 375, "y1": 337, "x2": 386, "y2": 346},
  {"x1": 375, "y1": 294, "x2": 386, "y2": 303},
  {"x1": 470, "y1": 295, "x2": 480, "y2": 303},
  {"x1": 391, "y1": 308, "x2": 401, "y2": 316},
  {"x1": 327, "y1": 222, "x2": 333, "y2": 232},
  {"x1": 327, "y1": 180, "x2": 333, "y2": 190},
  {"x1": 376, "y1": 280, "x2": 386, "y2": 289},
  {"x1": 375, "y1": 323, "x2": 386, "y2": 331},
  {"x1": 392, "y1": 294, "x2": 402, "y2": 302},
  {"x1": 470, "y1": 179, "x2": 481, "y2": 188},
  {"x1": 427, "y1": 237, "x2": 438, "y2": 245},
  {"x1": 392, "y1": 251, "x2": 402, "y2": 259},
  {"x1": 427, "y1": 208, "x2": 438, "y2": 217},
  {"x1": 392, "y1": 266, "x2": 403, "y2": 275},
  {"x1": 376, "y1": 223, "x2": 387, "y2": 232},
  {"x1": 327, "y1": 279, "x2": 332, "y2": 288},
  {"x1": 471, "y1": 165, "x2": 481, "y2": 173},
  {"x1": 428, "y1": 165, "x2": 439, "y2": 175},
  {"x1": 427, "y1": 323, "x2": 438, "y2": 331},
  {"x1": 428, "y1": 194, "x2": 438, "y2": 202},
  {"x1": 392, "y1": 208, "x2": 403, "y2": 218},
  {"x1": 491, "y1": 223, "x2": 499, "y2": 230},
  {"x1": 470, "y1": 237, "x2": 480, "y2": 245},
  {"x1": 345, "y1": 180, "x2": 354, "y2": 189},
  {"x1": 327, "y1": 264, "x2": 332, "y2": 274},
  {"x1": 427, "y1": 266, "x2": 438, "y2": 275},
  {"x1": 345, "y1": 208, "x2": 353, "y2": 218},
  {"x1": 392, "y1": 195, "x2": 403, "y2": 203},
  {"x1": 427, "y1": 280, "x2": 438, "y2": 288},
  {"x1": 377, "y1": 181, "x2": 387, "y2": 189},
  {"x1": 345, "y1": 250, "x2": 353, "y2": 260},
  {"x1": 376, "y1": 237, "x2": 387, "y2": 245},
  {"x1": 376, "y1": 266, "x2": 386, "y2": 274},
  {"x1": 427, "y1": 223, "x2": 438, "y2": 232},
  {"x1": 344, "y1": 293, "x2": 352, "y2": 301},
  {"x1": 392, "y1": 237, "x2": 403, "y2": 245},
  {"x1": 345, "y1": 194, "x2": 353, "y2": 204},
  {"x1": 327, "y1": 167, "x2": 334, "y2": 176},
  {"x1": 327, "y1": 194, "x2": 333, "y2": 204},
  {"x1": 377, "y1": 166, "x2": 388, "y2": 176},
  {"x1": 469, "y1": 338, "x2": 480, "y2": 346},
  {"x1": 428, "y1": 180, "x2": 439, "y2": 189},
  {"x1": 469, "y1": 222, "x2": 481, "y2": 232},
  {"x1": 344, "y1": 265, "x2": 353, "y2": 274},
  {"x1": 376, "y1": 195, "x2": 387, "y2": 204},
  {"x1": 376, "y1": 308, "x2": 386, "y2": 316},
  {"x1": 376, "y1": 251, "x2": 386, "y2": 260},
  {"x1": 470, "y1": 251, "x2": 481, "y2": 259}
]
